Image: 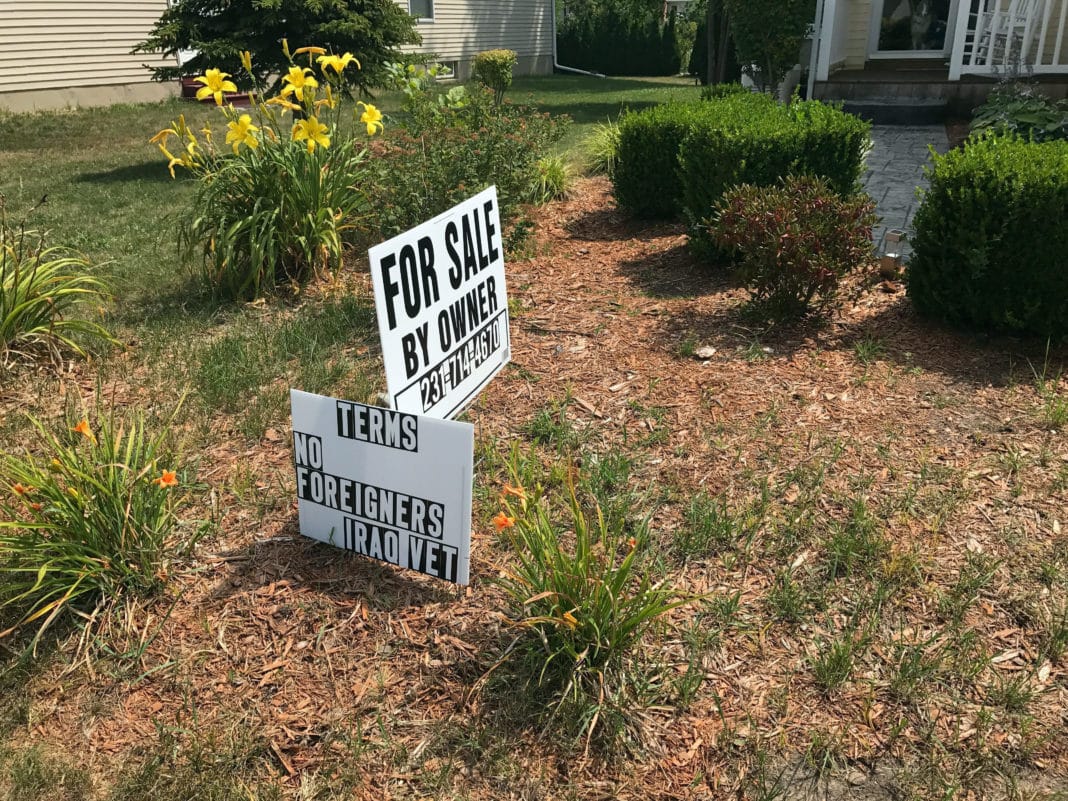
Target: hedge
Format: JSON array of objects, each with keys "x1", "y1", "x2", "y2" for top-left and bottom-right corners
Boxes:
[
  {"x1": 908, "y1": 135, "x2": 1068, "y2": 337},
  {"x1": 679, "y1": 97, "x2": 871, "y2": 249},
  {"x1": 557, "y1": 8, "x2": 681, "y2": 77},
  {"x1": 612, "y1": 93, "x2": 870, "y2": 232},
  {"x1": 615, "y1": 101, "x2": 717, "y2": 218}
]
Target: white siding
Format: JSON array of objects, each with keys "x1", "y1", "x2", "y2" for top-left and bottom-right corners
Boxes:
[
  {"x1": 393, "y1": 0, "x2": 554, "y2": 74},
  {"x1": 0, "y1": 1, "x2": 173, "y2": 94}
]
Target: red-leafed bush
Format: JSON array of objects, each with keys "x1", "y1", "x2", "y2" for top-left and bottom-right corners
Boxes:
[{"x1": 710, "y1": 176, "x2": 877, "y2": 319}]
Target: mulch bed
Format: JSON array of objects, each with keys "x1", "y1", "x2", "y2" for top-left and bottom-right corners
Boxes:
[{"x1": 4, "y1": 177, "x2": 1067, "y2": 799}]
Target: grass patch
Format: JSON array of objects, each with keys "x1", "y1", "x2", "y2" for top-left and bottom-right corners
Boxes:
[
  {"x1": 0, "y1": 746, "x2": 92, "y2": 801},
  {"x1": 190, "y1": 295, "x2": 378, "y2": 438}
]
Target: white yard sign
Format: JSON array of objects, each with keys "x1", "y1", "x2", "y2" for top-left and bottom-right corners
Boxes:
[
  {"x1": 290, "y1": 389, "x2": 473, "y2": 585},
  {"x1": 369, "y1": 186, "x2": 510, "y2": 420}
]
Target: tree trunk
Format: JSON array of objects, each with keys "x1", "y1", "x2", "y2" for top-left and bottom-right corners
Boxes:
[{"x1": 706, "y1": 1, "x2": 717, "y2": 86}]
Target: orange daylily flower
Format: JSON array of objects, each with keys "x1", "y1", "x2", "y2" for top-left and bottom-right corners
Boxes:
[
  {"x1": 492, "y1": 511, "x2": 515, "y2": 531},
  {"x1": 502, "y1": 483, "x2": 527, "y2": 500},
  {"x1": 72, "y1": 419, "x2": 95, "y2": 442},
  {"x1": 12, "y1": 483, "x2": 31, "y2": 496},
  {"x1": 153, "y1": 469, "x2": 179, "y2": 488}
]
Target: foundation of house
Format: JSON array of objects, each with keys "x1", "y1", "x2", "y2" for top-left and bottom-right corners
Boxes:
[{"x1": 814, "y1": 58, "x2": 1068, "y2": 120}]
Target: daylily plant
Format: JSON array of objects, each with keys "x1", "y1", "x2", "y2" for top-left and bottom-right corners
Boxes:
[
  {"x1": 150, "y1": 44, "x2": 384, "y2": 298},
  {"x1": 153, "y1": 43, "x2": 382, "y2": 173}
]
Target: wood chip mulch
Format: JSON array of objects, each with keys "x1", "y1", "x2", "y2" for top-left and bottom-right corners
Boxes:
[{"x1": 4, "y1": 177, "x2": 1068, "y2": 799}]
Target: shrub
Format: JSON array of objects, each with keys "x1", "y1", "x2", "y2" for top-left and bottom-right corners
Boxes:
[
  {"x1": 722, "y1": 0, "x2": 814, "y2": 93},
  {"x1": 558, "y1": 7, "x2": 681, "y2": 77},
  {"x1": 1, "y1": 206, "x2": 114, "y2": 365},
  {"x1": 908, "y1": 135, "x2": 1068, "y2": 337},
  {"x1": 493, "y1": 455, "x2": 693, "y2": 742},
  {"x1": 710, "y1": 176, "x2": 876, "y2": 318},
  {"x1": 472, "y1": 49, "x2": 517, "y2": 105},
  {"x1": 153, "y1": 47, "x2": 379, "y2": 299},
  {"x1": 613, "y1": 99, "x2": 738, "y2": 219},
  {"x1": 613, "y1": 94, "x2": 869, "y2": 225},
  {"x1": 680, "y1": 96, "x2": 870, "y2": 250},
  {"x1": 0, "y1": 409, "x2": 193, "y2": 646},
  {"x1": 970, "y1": 82, "x2": 1068, "y2": 142},
  {"x1": 372, "y1": 85, "x2": 567, "y2": 240},
  {"x1": 134, "y1": 0, "x2": 420, "y2": 94}
]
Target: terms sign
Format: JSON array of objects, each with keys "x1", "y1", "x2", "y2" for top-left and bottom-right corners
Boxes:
[
  {"x1": 290, "y1": 389, "x2": 474, "y2": 584},
  {"x1": 369, "y1": 186, "x2": 511, "y2": 420}
]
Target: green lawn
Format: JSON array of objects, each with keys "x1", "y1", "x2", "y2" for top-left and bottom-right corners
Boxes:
[
  {"x1": 0, "y1": 74, "x2": 695, "y2": 320},
  {"x1": 0, "y1": 73, "x2": 696, "y2": 442}
]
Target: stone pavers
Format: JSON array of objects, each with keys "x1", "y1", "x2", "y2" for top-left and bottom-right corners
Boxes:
[{"x1": 862, "y1": 125, "x2": 950, "y2": 258}]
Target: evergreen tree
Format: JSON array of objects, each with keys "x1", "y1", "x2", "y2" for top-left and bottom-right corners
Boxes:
[{"x1": 135, "y1": 0, "x2": 420, "y2": 93}]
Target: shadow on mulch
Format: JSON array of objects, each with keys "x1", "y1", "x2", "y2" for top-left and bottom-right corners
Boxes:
[
  {"x1": 562, "y1": 206, "x2": 680, "y2": 244},
  {"x1": 836, "y1": 300, "x2": 1068, "y2": 388},
  {"x1": 207, "y1": 516, "x2": 456, "y2": 611},
  {"x1": 648, "y1": 278, "x2": 1068, "y2": 388},
  {"x1": 616, "y1": 242, "x2": 735, "y2": 300}
]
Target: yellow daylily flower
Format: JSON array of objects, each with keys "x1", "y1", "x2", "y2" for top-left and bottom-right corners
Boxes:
[
  {"x1": 292, "y1": 115, "x2": 330, "y2": 153},
  {"x1": 225, "y1": 114, "x2": 260, "y2": 153},
  {"x1": 317, "y1": 52, "x2": 360, "y2": 75},
  {"x1": 280, "y1": 65, "x2": 317, "y2": 102},
  {"x1": 239, "y1": 50, "x2": 253, "y2": 73},
  {"x1": 194, "y1": 68, "x2": 237, "y2": 105},
  {"x1": 266, "y1": 96, "x2": 302, "y2": 113},
  {"x1": 358, "y1": 102, "x2": 384, "y2": 136},
  {"x1": 282, "y1": 38, "x2": 292, "y2": 59},
  {"x1": 315, "y1": 84, "x2": 336, "y2": 113},
  {"x1": 294, "y1": 45, "x2": 327, "y2": 56}
]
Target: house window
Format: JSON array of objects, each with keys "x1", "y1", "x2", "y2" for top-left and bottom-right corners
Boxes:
[{"x1": 409, "y1": 0, "x2": 433, "y2": 20}]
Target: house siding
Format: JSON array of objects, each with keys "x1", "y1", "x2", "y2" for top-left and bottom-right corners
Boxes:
[
  {"x1": 0, "y1": 1, "x2": 175, "y2": 111},
  {"x1": 395, "y1": 0, "x2": 554, "y2": 78},
  {"x1": 845, "y1": 0, "x2": 874, "y2": 68}
]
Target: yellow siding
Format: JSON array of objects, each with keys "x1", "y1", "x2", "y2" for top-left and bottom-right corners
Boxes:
[
  {"x1": 845, "y1": 0, "x2": 873, "y2": 68},
  {"x1": 1038, "y1": 0, "x2": 1068, "y2": 65},
  {"x1": 0, "y1": 1, "x2": 173, "y2": 94},
  {"x1": 393, "y1": 0, "x2": 553, "y2": 74}
]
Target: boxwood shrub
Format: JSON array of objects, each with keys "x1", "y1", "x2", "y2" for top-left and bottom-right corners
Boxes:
[
  {"x1": 612, "y1": 100, "x2": 733, "y2": 219},
  {"x1": 908, "y1": 135, "x2": 1068, "y2": 337},
  {"x1": 679, "y1": 98, "x2": 871, "y2": 250},
  {"x1": 612, "y1": 94, "x2": 870, "y2": 236}
]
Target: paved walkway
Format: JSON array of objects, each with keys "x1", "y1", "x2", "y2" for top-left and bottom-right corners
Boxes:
[{"x1": 863, "y1": 125, "x2": 949, "y2": 258}]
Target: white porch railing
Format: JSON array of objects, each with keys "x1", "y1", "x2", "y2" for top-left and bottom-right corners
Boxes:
[{"x1": 949, "y1": 0, "x2": 1068, "y2": 78}]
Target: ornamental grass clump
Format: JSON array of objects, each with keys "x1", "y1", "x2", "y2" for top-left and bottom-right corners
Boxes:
[
  {"x1": 153, "y1": 44, "x2": 384, "y2": 300},
  {"x1": 493, "y1": 454, "x2": 694, "y2": 743},
  {"x1": 0, "y1": 199, "x2": 114, "y2": 366},
  {"x1": 0, "y1": 409, "x2": 194, "y2": 647}
]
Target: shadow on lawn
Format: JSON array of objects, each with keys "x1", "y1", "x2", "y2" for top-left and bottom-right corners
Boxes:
[
  {"x1": 75, "y1": 160, "x2": 178, "y2": 185},
  {"x1": 207, "y1": 515, "x2": 456, "y2": 611}
]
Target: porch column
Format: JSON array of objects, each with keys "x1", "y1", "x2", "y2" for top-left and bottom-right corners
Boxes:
[
  {"x1": 816, "y1": 0, "x2": 838, "y2": 81},
  {"x1": 948, "y1": 0, "x2": 974, "y2": 80}
]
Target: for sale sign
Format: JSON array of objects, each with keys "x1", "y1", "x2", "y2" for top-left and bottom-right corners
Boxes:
[
  {"x1": 369, "y1": 186, "x2": 510, "y2": 420},
  {"x1": 290, "y1": 389, "x2": 473, "y2": 585}
]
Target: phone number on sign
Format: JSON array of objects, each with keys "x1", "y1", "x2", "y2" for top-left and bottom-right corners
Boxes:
[{"x1": 420, "y1": 318, "x2": 503, "y2": 412}]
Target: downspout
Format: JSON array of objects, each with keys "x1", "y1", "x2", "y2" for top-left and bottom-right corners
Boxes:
[
  {"x1": 551, "y1": 0, "x2": 606, "y2": 77},
  {"x1": 806, "y1": 0, "x2": 827, "y2": 101}
]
